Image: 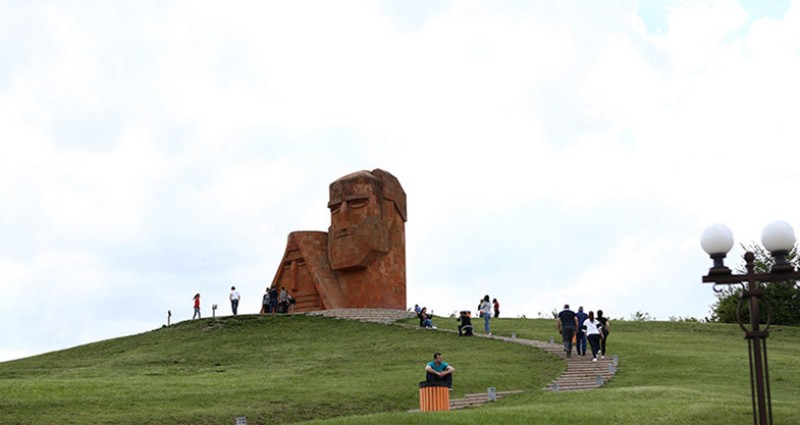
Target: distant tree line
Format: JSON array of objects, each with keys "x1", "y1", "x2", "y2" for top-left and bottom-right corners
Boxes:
[{"x1": 709, "y1": 243, "x2": 800, "y2": 326}]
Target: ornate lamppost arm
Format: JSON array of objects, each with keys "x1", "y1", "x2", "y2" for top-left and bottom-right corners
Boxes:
[{"x1": 701, "y1": 221, "x2": 800, "y2": 425}]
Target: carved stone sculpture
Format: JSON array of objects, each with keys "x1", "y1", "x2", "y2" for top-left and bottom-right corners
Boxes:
[{"x1": 270, "y1": 169, "x2": 407, "y2": 312}]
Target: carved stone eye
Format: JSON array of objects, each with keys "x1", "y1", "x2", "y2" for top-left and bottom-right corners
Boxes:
[
  {"x1": 329, "y1": 203, "x2": 342, "y2": 214},
  {"x1": 348, "y1": 198, "x2": 369, "y2": 209}
]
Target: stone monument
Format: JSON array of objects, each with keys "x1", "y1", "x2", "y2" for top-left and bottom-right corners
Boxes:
[{"x1": 270, "y1": 169, "x2": 407, "y2": 312}]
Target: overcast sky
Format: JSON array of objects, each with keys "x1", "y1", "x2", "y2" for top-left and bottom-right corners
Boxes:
[{"x1": 2, "y1": 0, "x2": 799, "y2": 362}]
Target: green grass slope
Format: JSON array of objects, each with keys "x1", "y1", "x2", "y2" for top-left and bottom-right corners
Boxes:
[
  {"x1": 317, "y1": 318, "x2": 800, "y2": 425},
  {"x1": 0, "y1": 315, "x2": 560, "y2": 425},
  {"x1": 2, "y1": 315, "x2": 799, "y2": 425}
]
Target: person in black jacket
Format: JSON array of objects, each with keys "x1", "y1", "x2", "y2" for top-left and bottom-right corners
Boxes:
[
  {"x1": 557, "y1": 304, "x2": 578, "y2": 358},
  {"x1": 597, "y1": 309, "x2": 611, "y2": 358},
  {"x1": 418, "y1": 307, "x2": 435, "y2": 328},
  {"x1": 457, "y1": 311, "x2": 473, "y2": 336}
]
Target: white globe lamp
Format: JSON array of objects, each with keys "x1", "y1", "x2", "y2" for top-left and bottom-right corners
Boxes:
[
  {"x1": 761, "y1": 220, "x2": 796, "y2": 272},
  {"x1": 761, "y1": 220, "x2": 795, "y2": 253},
  {"x1": 701, "y1": 223, "x2": 734, "y2": 275},
  {"x1": 701, "y1": 223, "x2": 734, "y2": 255}
]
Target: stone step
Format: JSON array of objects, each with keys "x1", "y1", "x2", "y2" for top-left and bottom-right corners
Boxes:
[
  {"x1": 552, "y1": 378, "x2": 606, "y2": 383},
  {"x1": 558, "y1": 373, "x2": 614, "y2": 379},
  {"x1": 450, "y1": 390, "x2": 524, "y2": 409},
  {"x1": 295, "y1": 300, "x2": 321, "y2": 308},
  {"x1": 571, "y1": 367, "x2": 614, "y2": 371},
  {"x1": 546, "y1": 384, "x2": 603, "y2": 391},
  {"x1": 305, "y1": 308, "x2": 417, "y2": 324}
]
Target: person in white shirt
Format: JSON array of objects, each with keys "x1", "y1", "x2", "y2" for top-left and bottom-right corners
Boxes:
[
  {"x1": 581, "y1": 311, "x2": 604, "y2": 361},
  {"x1": 229, "y1": 286, "x2": 241, "y2": 316},
  {"x1": 479, "y1": 295, "x2": 492, "y2": 336}
]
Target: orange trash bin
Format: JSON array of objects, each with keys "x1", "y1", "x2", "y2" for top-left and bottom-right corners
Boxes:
[{"x1": 419, "y1": 381, "x2": 450, "y2": 411}]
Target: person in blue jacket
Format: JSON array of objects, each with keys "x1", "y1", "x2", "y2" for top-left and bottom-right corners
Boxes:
[{"x1": 575, "y1": 306, "x2": 589, "y2": 356}]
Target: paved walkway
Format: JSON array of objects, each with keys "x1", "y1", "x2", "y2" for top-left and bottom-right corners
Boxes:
[{"x1": 304, "y1": 309, "x2": 618, "y2": 409}]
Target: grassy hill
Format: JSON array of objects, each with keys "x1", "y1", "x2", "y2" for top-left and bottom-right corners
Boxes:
[
  {"x1": 1, "y1": 314, "x2": 799, "y2": 425},
  {"x1": 0, "y1": 314, "x2": 559, "y2": 425}
]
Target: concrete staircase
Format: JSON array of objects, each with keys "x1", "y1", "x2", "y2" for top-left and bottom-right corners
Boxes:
[
  {"x1": 489, "y1": 334, "x2": 617, "y2": 391},
  {"x1": 546, "y1": 353, "x2": 617, "y2": 391},
  {"x1": 305, "y1": 308, "x2": 417, "y2": 324},
  {"x1": 449, "y1": 390, "x2": 525, "y2": 410}
]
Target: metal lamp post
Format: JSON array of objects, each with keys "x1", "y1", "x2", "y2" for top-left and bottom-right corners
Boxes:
[{"x1": 701, "y1": 220, "x2": 800, "y2": 425}]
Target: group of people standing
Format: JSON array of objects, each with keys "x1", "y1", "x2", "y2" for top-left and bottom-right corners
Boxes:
[
  {"x1": 557, "y1": 304, "x2": 610, "y2": 361},
  {"x1": 260, "y1": 286, "x2": 292, "y2": 315},
  {"x1": 190, "y1": 285, "x2": 293, "y2": 319}
]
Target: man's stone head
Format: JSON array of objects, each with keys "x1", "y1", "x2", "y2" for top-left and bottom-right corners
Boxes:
[{"x1": 327, "y1": 169, "x2": 406, "y2": 271}]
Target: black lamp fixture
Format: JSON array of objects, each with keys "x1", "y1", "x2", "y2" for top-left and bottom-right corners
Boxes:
[{"x1": 701, "y1": 220, "x2": 800, "y2": 425}]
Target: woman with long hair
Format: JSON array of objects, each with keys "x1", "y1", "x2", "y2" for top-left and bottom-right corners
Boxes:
[
  {"x1": 418, "y1": 307, "x2": 434, "y2": 328},
  {"x1": 480, "y1": 295, "x2": 492, "y2": 336},
  {"x1": 582, "y1": 310, "x2": 603, "y2": 361}
]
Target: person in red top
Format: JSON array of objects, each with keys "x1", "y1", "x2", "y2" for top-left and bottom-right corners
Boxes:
[
  {"x1": 192, "y1": 293, "x2": 201, "y2": 319},
  {"x1": 492, "y1": 298, "x2": 500, "y2": 318}
]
